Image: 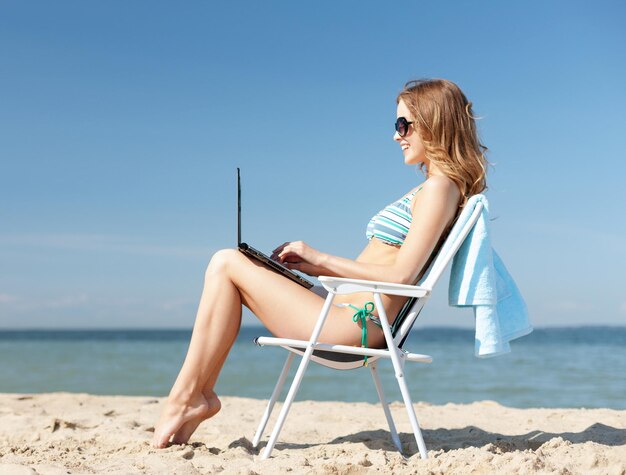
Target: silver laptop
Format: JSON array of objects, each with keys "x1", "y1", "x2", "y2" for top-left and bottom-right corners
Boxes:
[{"x1": 237, "y1": 168, "x2": 314, "y2": 289}]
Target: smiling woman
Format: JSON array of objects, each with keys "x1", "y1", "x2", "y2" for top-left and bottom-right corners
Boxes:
[
  {"x1": 395, "y1": 79, "x2": 488, "y2": 207},
  {"x1": 152, "y1": 78, "x2": 490, "y2": 449}
]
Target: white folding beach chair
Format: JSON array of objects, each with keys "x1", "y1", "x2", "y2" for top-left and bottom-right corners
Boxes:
[{"x1": 252, "y1": 198, "x2": 484, "y2": 460}]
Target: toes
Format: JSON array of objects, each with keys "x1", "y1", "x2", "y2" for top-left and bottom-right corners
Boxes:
[
  {"x1": 152, "y1": 394, "x2": 214, "y2": 449},
  {"x1": 152, "y1": 436, "x2": 171, "y2": 449},
  {"x1": 170, "y1": 400, "x2": 219, "y2": 445},
  {"x1": 171, "y1": 422, "x2": 197, "y2": 445},
  {"x1": 153, "y1": 431, "x2": 173, "y2": 448}
]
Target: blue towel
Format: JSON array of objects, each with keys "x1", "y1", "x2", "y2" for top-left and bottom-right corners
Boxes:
[{"x1": 448, "y1": 195, "x2": 533, "y2": 357}]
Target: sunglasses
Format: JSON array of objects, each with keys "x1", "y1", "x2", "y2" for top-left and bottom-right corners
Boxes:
[{"x1": 394, "y1": 117, "x2": 414, "y2": 137}]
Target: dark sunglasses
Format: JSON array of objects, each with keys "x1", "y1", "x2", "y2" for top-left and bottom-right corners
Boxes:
[{"x1": 394, "y1": 117, "x2": 414, "y2": 137}]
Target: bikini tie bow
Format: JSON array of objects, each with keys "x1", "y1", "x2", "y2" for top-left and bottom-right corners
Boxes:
[{"x1": 347, "y1": 301, "x2": 375, "y2": 366}]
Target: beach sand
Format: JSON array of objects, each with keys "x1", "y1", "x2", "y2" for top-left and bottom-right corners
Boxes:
[{"x1": 0, "y1": 393, "x2": 624, "y2": 474}]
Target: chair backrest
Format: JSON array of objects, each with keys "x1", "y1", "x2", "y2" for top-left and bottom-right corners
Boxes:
[
  {"x1": 392, "y1": 197, "x2": 484, "y2": 345},
  {"x1": 420, "y1": 197, "x2": 484, "y2": 291}
]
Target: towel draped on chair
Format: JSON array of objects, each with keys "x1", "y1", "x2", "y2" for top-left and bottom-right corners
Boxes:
[{"x1": 448, "y1": 195, "x2": 533, "y2": 357}]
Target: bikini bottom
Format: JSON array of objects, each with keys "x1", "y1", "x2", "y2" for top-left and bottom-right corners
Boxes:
[{"x1": 310, "y1": 285, "x2": 383, "y2": 329}]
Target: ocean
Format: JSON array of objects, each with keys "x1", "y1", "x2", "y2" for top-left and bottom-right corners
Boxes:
[{"x1": 1, "y1": 327, "x2": 625, "y2": 409}]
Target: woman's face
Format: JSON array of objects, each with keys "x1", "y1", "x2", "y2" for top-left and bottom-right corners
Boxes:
[{"x1": 394, "y1": 99, "x2": 427, "y2": 166}]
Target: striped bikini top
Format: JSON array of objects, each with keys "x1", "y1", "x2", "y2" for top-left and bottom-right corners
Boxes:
[{"x1": 366, "y1": 186, "x2": 422, "y2": 246}]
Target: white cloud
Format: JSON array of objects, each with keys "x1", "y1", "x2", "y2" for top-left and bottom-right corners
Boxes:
[
  {"x1": 0, "y1": 293, "x2": 17, "y2": 304},
  {"x1": 546, "y1": 300, "x2": 592, "y2": 312},
  {"x1": 7, "y1": 294, "x2": 90, "y2": 312},
  {"x1": 4, "y1": 293, "x2": 194, "y2": 315},
  {"x1": 621, "y1": 302, "x2": 626, "y2": 314},
  {"x1": 0, "y1": 233, "x2": 213, "y2": 259},
  {"x1": 158, "y1": 298, "x2": 196, "y2": 312},
  {"x1": 44, "y1": 294, "x2": 90, "y2": 309}
]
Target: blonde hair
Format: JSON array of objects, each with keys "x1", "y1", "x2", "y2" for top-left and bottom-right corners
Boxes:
[{"x1": 397, "y1": 79, "x2": 488, "y2": 207}]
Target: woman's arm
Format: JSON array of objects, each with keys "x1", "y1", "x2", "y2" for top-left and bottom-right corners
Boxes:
[{"x1": 273, "y1": 176, "x2": 461, "y2": 284}]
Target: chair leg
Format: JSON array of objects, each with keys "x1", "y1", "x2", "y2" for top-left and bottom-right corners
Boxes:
[
  {"x1": 373, "y1": 293, "x2": 428, "y2": 460},
  {"x1": 252, "y1": 352, "x2": 295, "y2": 448},
  {"x1": 260, "y1": 293, "x2": 336, "y2": 460},
  {"x1": 370, "y1": 362, "x2": 402, "y2": 453},
  {"x1": 394, "y1": 364, "x2": 428, "y2": 459}
]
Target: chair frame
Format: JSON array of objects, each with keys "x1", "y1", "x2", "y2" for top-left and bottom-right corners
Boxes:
[{"x1": 251, "y1": 200, "x2": 484, "y2": 460}]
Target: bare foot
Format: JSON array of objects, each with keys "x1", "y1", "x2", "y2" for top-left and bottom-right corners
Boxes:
[
  {"x1": 170, "y1": 390, "x2": 221, "y2": 445},
  {"x1": 152, "y1": 392, "x2": 211, "y2": 448}
]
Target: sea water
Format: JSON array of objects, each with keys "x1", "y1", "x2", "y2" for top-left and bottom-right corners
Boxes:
[{"x1": 1, "y1": 327, "x2": 624, "y2": 409}]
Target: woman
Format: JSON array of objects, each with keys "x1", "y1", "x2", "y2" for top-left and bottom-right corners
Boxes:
[{"x1": 152, "y1": 78, "x2": 488, "y2": 448}]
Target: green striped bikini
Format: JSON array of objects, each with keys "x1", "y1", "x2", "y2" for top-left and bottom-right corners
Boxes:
[
  {"x1": 346, "y1": 186, "x2": 422, "y2": 357},
  {"x1": 366, "y1": 186, "x2": 422, "y2": 246}
]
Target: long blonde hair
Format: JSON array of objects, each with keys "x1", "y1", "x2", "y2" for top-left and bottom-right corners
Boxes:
[{"x1": 397, "y1": 79, "x2": 488, "y2": 207}]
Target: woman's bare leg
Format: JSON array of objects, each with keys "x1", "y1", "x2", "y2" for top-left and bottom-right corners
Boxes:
[
  {"x1": 169, "y1": 345, "x2": 230, "y2": 444},
  {"x1": 152, "y1": 250, "x2": 244, "y2": 447},
  {"x1": 153, "y1": 249, "x2": 382, "y2": 448}
]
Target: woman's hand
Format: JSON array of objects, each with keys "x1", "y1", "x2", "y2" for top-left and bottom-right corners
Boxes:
[{"x1": 270, "y1": 241, "x2": 327, "y2": 276}]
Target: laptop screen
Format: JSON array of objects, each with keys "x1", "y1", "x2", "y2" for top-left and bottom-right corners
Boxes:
[{"x1": 237, "y1": 167, "x2": 241, "y2": 245}]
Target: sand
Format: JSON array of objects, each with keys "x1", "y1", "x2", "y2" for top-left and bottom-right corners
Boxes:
[{"x1": 0, "y1": 393, "x2": 624, "y2": 474}]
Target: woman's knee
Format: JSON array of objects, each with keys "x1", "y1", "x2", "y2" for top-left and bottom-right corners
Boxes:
[{"x1": 206, "y1": 248, "x2": 240, "y2": 278}]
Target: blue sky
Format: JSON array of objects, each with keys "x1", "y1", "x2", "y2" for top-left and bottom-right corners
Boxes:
[{"x1": 1, "y1": 1, "x2": 624, "y2": 329}]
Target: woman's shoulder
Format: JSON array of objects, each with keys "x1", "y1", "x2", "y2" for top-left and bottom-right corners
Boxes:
[
  {"x1": 416, "y1": 175, "x2": 459, "y2": 196},
  {"x1": 412, "y1": 175, "x2": 461, "y2": 208}
]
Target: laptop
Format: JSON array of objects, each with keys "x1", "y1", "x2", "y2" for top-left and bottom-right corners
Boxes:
[{"x1": 237, "y1": 168, "x2": 314, "y2": 289}]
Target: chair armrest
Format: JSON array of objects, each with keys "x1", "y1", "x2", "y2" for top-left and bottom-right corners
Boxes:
[{"x1": 318, "y1": 276, "x2": 430, "y2": 298}]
